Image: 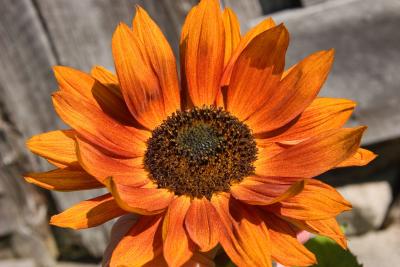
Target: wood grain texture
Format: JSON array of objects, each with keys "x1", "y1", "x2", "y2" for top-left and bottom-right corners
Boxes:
[
  {"x1": 35, "y1": 0, "x2": 198, "y2": 71},
  {"x1": 0, "y1": 0, "x2": 59, "y2": 265},
  {"x1": 222, "y1": 0, "x2": 262, "y2": 28}
]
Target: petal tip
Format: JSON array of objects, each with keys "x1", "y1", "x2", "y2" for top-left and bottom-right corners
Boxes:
[
  {"x1": 133, "y1": 5, "x2": 146, "y2": 19},
  {"x1": 356, "y1": 125, "x2": 368, "y2": 134},
  {"x1": 52, "y1": 65, "x2": 66, "y2": 75},
  {"x1": 50, "y1": 214, "x2": 78, "y2": 230}
]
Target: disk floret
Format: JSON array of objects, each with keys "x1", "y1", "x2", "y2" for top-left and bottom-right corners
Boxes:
[{"x1": 144, "y1": 106, "x2": 257, "y2": 198}]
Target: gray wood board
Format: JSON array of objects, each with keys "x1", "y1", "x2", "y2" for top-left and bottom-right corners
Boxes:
[{"x1": 0, "y1": 0, "x2": 60, "y2": 266}]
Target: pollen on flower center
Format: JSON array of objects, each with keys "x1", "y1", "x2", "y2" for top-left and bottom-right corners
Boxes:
[{"x1": 144, "y1": 106, "x2": 258, "y2": 198}]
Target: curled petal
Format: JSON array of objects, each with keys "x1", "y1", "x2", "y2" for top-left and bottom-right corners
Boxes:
[
  {"x1": 255, "y1": 141, "x2": 294, "y2": 159},
  {"x1": 50, "y1": 193, "x2": 126, "y2": 229},
  {"x1": 107, "y1": 178, "x2": 173, "y2": 215},
  {"x1": 24, "y1": 167, "x2": 103, "y2": 191},
  {"x1": 110, "y1": 214, "x2": 164, "y2": 267},
  {"x1": 337, "y1": 148, "x2": 377, "y2": 167},
  {"x1": 185, "y1": 197, "x2": 220, "y2": 252},
  {"x1": 256, "y1": 127, "x2": 366, "y2": 178},
  {"x1": 231, "y1": 177, "x2": 305, "y2": 205}
]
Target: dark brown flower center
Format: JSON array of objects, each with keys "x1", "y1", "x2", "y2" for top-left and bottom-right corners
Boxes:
[{"x1": 144, "y1": 106, "x2": 257, "y2": 198}]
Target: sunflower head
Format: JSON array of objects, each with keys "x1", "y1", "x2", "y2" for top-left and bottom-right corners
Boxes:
[
  {"x1": 144, "y1": 106, "x2": 258, "y2": 199},
  {"x1": 25, "y1": 0, "x2": 376, "y2": 266}
]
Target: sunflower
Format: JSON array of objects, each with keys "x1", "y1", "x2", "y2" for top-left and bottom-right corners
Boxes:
[{"x1": 25, "y1": 0, "x2": 376, "y2": 266}]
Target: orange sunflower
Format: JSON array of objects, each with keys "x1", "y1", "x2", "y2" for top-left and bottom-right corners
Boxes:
[{"x1": 25, "y1": 0, "x2": 376, "y2": 266}]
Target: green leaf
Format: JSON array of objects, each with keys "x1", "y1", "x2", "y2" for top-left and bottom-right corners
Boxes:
[{"x1": 303, "y1": 235, "x2": 363, "y2": 267}]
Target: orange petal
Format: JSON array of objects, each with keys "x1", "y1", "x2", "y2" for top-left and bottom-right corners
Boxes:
[
  {"x1": 133, "y1": 7, "x2": 180, "y2": 117},
  {"x1": 225, "y1": 24, "x2": 289, "y2": 121},
  {"x1": 90, "y1": 65, "x2": 120, "y2": 95},
  {"x1": 53, "y1": 66, "x2": 96, "y2": 100},
  {"x1": 26, "y1": 130, "x2": 78, "y2": 167},
  {"x1": 222, "y1": 8, "x2": 241, "y2": 67},
  {"x1": 182, "y1": 0, "x2": 225, "y2": 106},
  {"x1": 112, "y1": 23, "x2": 170, "y2": 130},
  {"x1": 179, "y1": 5, "x2": 197, "y2": 109},
  {"x1": 220, "y1": 17, "x2": 275, "y2": 86},
  {"x1": 258, "y1": 97, "x2": 356, "y2": 141},
  {"x1": 110, "y1": 214, "x2": 164, "y2": 267},
  {"x1": 185, "y1": 197, "x2": 220, "y2": 252},
  {"x1": 211, "y1": 194, "x2": 272, "y2": 267},
  {"x1": 255, "y1": 127, "x2": 366, "y2": 178},
  {"x1": 286, "y1": 217, "x2": 347, "y2": 249},
  {"x1": 231, "y1": 177, "x2": 304, "y2": 205},
  {"x1": 46, "y1": 160, "x2": 70, "y2": 169},
  {"x1": 247, "y1": 50, "x2": 335, "y2": 134},
  {"x1": 103, "y1": 214, "x2": 138, "y2": 267},
  {"x1": 337, "y1": 148, "x2": 377, "y2": 167},
  {"x1": 216, "y1": 7, "x2": 241, "y2": 108},
  {"x1": 76, "y1": 137, "x2": 149, "y2": 186},
  {"x1": 307, "y1": 218, "x2": 347, "y2": 249},
  {"x1": 54, "y1": 66, "x2": 133, "y2": 125},
  {"x1": 53, "y1": 91, "x2": 149, "y2": 158},
  {"x1": 107, "y1": 178, "x2": 173, "y2": 215},
  {"x1": 24, "y1": 167, "x2": 103, "y2": 191},
  {"x1": 261, "y1": 212, "x2": 316, "y2": 267},
  {"x1": 255, "y1": 141, "x2": 295, "y2": 160},
  {"x1": 269, "y1": 179, "x2": 351, "y2": 220},
  {"x1": 50, "y1": 193, "x2": 126, "y2": 229},
  {"x1": 163, "y1": 196, "x2": 195, "y2": 267}
]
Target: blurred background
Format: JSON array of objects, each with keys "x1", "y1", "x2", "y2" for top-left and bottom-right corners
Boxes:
[{"x1": 0, "y1": 0, "x2": 399, "y2": 266}]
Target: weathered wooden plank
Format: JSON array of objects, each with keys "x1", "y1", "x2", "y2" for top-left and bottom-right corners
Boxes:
[
  {"x1": 258, "y1": 0, "x2": 301, "y2": 14},
  {"x1": 35, "y1": 0, "x2": 263, "y2": 72},
  {"x1": 34, "y1": 0, "x2": 198, "y2": 71},
  {"x1": 222, "y1": 0, "x2": 262, "y2": 27},
  {"x1": 0, "y1": 0, "x2": 60, "y2": 266}
]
